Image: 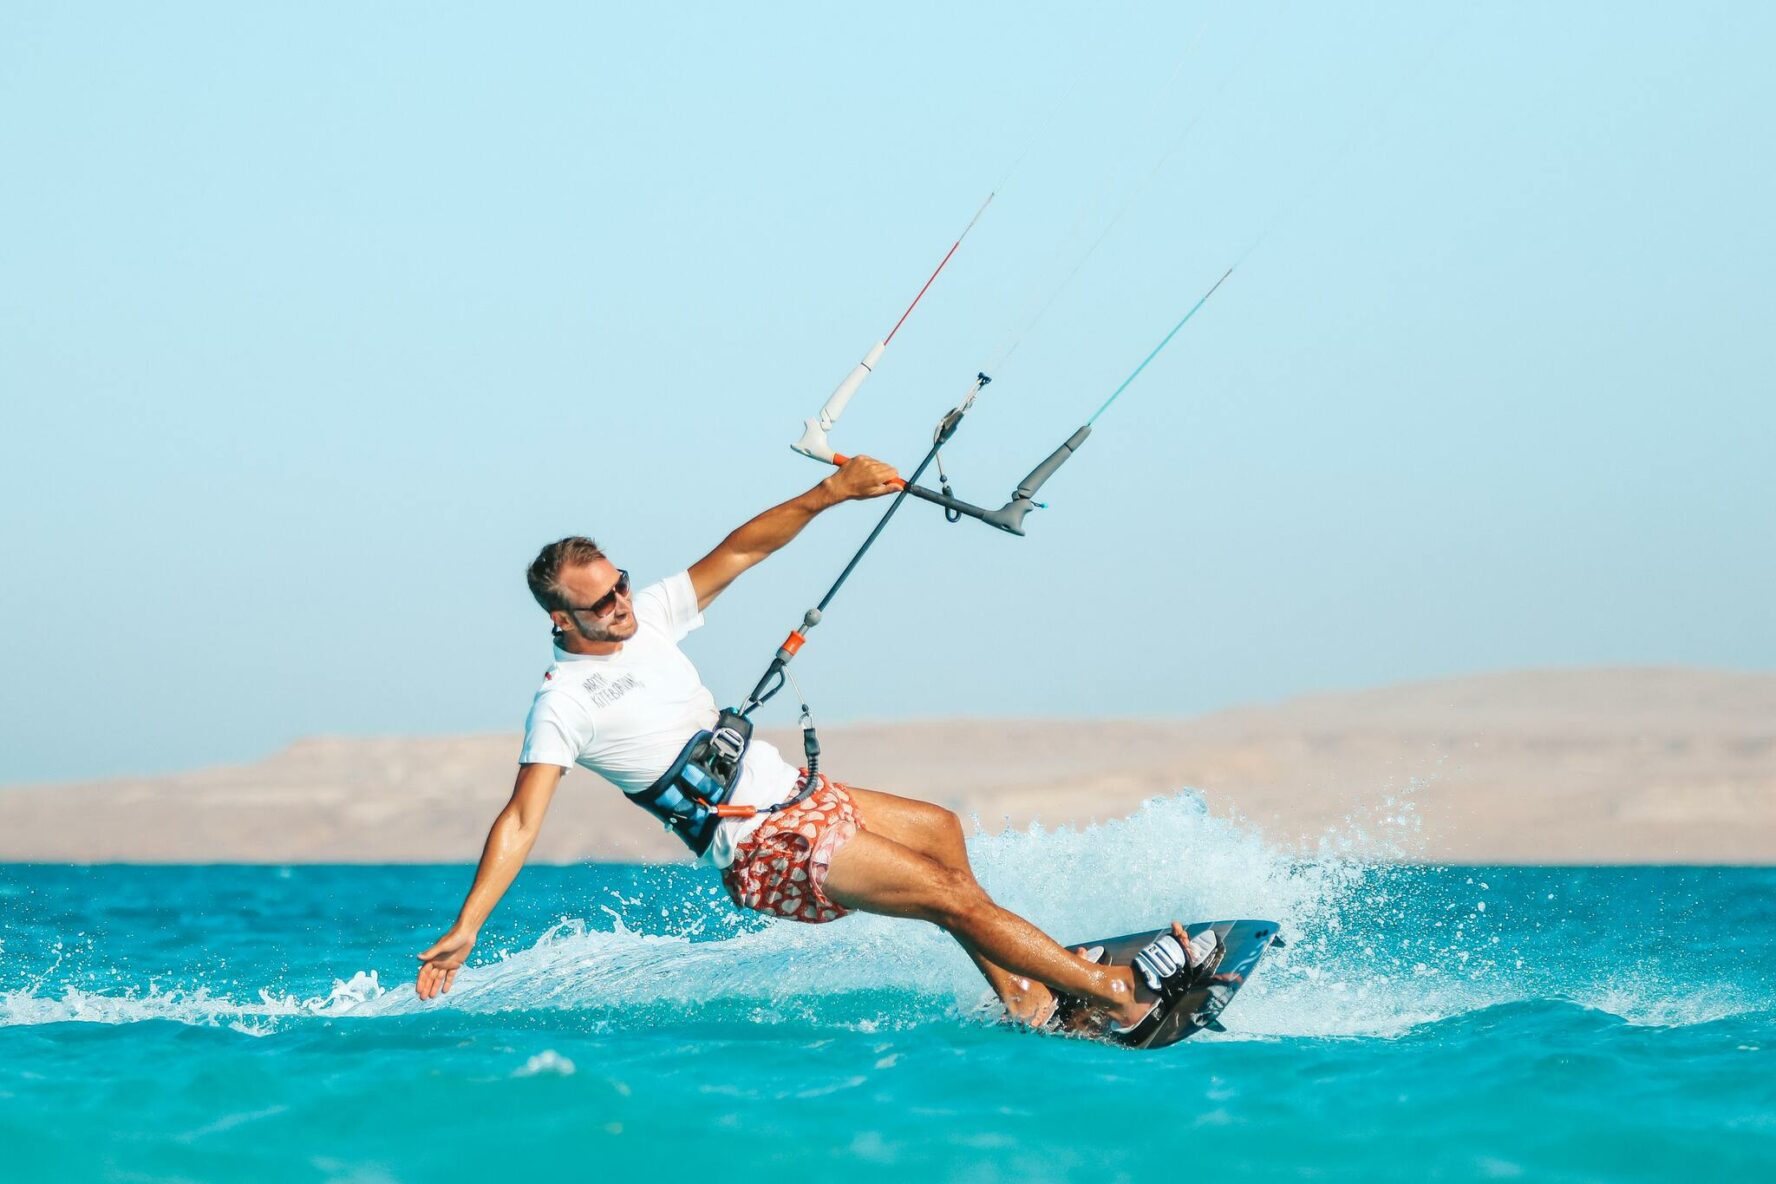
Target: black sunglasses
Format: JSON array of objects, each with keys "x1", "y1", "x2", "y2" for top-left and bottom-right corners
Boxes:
[{"x1": 565, "y1": 569, "x2": 630, "y2": 617}]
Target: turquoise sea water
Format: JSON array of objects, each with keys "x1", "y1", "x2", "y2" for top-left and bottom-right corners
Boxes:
[{"x1": 3, "y1": 796, "x2": 1773, "y2": 1182}]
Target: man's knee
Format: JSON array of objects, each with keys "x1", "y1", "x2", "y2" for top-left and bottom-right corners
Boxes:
[{"x1": 915, "y1": 801, "x2": 968, "y2": 851}]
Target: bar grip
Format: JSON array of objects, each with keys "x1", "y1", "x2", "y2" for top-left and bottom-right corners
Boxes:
[
  {"x1": 981, "y1": 425, "x2": 1091, "y2": 535},
  {"x1": 830, "y1": 451, "x2": 907, "y2": 490},
  {"x1": 793, "y1": 341, "x2": 887, "y2": 461}
]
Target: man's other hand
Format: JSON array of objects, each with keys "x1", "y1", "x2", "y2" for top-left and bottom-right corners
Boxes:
[
  {"x1": 415, "y1": 928, "x2": 477, "y2": 999},
  {"x1": 825, "y1": 454, "x2": 901, "y2": 501}
]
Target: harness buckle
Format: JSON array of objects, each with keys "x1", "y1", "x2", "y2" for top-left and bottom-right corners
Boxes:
[{"x1": 709, "y1": 725, "x2": 747, "y2": 766}]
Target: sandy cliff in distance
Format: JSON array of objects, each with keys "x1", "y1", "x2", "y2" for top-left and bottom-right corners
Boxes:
[{"x1": 2, "y1": 668, "x2": 1772, "y2": 864}]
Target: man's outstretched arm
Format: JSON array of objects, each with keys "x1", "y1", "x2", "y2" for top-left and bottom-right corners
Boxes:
[
  {"x1": 687, "y1": 454, "x2": 898, "y2": 611},
  {"x1": 415, "y1": 761, "x2": 563, "y2": 999}
]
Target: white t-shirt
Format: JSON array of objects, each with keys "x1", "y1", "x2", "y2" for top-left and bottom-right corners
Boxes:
[{"x1": 518, "y1": 571, "x2": 801, "y2": 866}]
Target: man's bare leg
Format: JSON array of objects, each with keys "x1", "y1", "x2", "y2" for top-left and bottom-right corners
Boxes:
[
  {"x1": 823, "y1": 827, "x2": 1156, "y2": 1028},
  {"x1": 845, "y1": 787, "x2": 1054, "y2": 1023}
]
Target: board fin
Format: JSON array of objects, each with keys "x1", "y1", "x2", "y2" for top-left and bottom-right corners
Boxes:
[{"x1": 1204, "y1": 1019, "x2": 1227, "y2": 1033}]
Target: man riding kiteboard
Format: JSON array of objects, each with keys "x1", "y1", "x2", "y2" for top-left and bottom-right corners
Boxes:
[{"x1": 415, "y1": 457, "x2": 1214, "y2": 1039}]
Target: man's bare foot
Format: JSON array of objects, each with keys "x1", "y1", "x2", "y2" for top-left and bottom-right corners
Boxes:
[
  {"x1": 1105, "y1": 922, "x2": 1210, "y2": 1029},
  {"x1": 1001, "y1": 976, "x2": 1058, "y2": 1026},
  {"x1": 1105, "y1": 964, "x2": 1159, "y2": 1029},
  {"x1": 1048, "y1": 946, "x2": 1113, "y2": 1035}
]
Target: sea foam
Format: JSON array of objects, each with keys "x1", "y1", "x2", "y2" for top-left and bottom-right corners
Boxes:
[{"x1": 3, "y1": 793, "x2": 1764, "y2": 1038}]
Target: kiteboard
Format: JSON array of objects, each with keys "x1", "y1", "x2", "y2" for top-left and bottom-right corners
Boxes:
[{"x1": 1049, "y1": 918, "x2": 1283, "y2": 1049}]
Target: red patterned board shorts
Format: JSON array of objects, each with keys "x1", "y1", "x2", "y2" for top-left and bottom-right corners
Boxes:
[{"x1": 720, "y1": 776, "x2": 864, "y2": 924}]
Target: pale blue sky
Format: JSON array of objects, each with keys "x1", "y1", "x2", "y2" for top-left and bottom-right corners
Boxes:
[{"x1": 2, "y1": 2, "x2": 1771, "y2": 784}]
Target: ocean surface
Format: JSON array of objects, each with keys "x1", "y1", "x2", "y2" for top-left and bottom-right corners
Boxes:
[{"x1": 3, "y1": 795, "x2": 1772, "y2": 1183}]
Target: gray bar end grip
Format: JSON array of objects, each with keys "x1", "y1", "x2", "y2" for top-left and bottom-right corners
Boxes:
[{"x1": 981, "y1": 425, "x2": 1091, "y2": 535}]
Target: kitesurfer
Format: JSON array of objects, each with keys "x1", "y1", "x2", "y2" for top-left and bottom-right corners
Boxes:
[{"x1": 414, "y1": 457, "x2": 1213, "y2": 1034}]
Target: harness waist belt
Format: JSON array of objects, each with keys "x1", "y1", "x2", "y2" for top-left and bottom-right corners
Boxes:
[{"x1": 624, "y1": 708, "x2": 818, "y2": 857}]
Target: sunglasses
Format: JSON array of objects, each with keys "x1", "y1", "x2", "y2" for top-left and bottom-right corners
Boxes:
[{"x1": 565, "y1": 570, "x2": 630, "y2": 618}]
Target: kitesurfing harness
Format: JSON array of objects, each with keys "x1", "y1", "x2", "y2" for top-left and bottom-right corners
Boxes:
[
  {"x1": 624, "y1": 707, "x2": 781, "y2": 858},
  {"x1": 625, "y1": 709, "x2": 824, "y2": 858}
]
